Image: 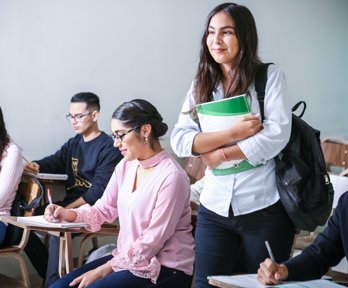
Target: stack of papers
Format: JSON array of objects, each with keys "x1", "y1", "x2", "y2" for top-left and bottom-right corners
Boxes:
[
  {"x1": 17, "y1": 215, "x2": 88, "y2": 228},
  {"x1": 36, "y1": 173, "x2": 68, "y2": 181},
  {"x1": 207, "y1": 274, "x2": 345, "y2": 288}
]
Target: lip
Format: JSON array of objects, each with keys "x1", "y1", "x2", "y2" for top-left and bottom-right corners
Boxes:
[{"x1": 212, "y1": 48, "x2": 225, "y2": 53}]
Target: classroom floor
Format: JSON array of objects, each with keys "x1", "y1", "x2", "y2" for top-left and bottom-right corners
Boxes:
[{"x1": 0, "y1": 233, "x2": 116, "y2": 288}]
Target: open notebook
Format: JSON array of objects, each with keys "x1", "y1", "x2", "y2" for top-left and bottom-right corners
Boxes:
[
  {"x1": 17, "y1": 215, "x2": 88, "y2": 228},
  {"x1": 207, "y1": 274, "x2": 345, "y2": 288}
]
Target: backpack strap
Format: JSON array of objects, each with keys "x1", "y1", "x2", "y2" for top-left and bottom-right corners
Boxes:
[
  {"x1": 255, "y1": 63, "x2": 273, "y2": 120},
  {"x1": 292, "y1": 101, "x2": 306, "y2": 118},
  {"x1": 255, "y1": 63, "x2": 307, "y2": 120}
]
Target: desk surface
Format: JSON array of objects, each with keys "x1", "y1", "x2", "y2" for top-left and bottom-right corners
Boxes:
[
  {"x1": 1, "y1": 215, "x2": 119, "y2": 276},
  {"x1": 0, "y1": 215, "x2": 89, "y2": 233}
]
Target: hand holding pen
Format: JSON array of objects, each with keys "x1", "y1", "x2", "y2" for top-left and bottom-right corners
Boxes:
[
  {"x1": 44, "y1": 188, "x2": 78, "y2": 223},
  {"x1": 44, "y1": 188, "x2": 59, "y2": 223},
  {"x1": 257, "y1": 241, "x2": 289, "y2": 285}
]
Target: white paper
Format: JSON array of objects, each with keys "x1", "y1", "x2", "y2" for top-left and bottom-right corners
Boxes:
[
  {"x1": 36, "y1": 173, "x2": 68, "y2": 181},
  {"x1": 207, "y1": 274, "x2": 345, "y2": 288},
  {"x1": 329, "y1": 174, "x2": 348, "y2": 208},
  {"x1": 17, "y1": 215, "x2": 87, "y2": 228}
]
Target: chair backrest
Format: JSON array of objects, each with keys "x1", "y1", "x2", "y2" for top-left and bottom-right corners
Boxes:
[
  {"x1": 321, "y1": 137, "x2": 348, "y2": 175},
  {"x1": 16, "y1": 172, "x2": 45, "y2": 216}
]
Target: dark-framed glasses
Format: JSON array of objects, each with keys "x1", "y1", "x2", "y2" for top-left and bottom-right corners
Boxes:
[
  {"x1": 110, "y1": 128, "x2": 137, "y2": 142},
  {"x1": 66, "y1": 112, "x2": 93, "y2": 122}
]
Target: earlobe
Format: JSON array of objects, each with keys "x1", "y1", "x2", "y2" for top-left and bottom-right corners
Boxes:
[
  {"x1": 93, "y1": 111, "x2": 99, "y2": 122},
  {"x1": 141, "y1": 124, "x2": 152, "y2": 137}
]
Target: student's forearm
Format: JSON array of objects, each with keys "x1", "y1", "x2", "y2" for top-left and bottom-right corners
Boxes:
[{"x1": 192, "y1": 130, "x2": 233, "y2": 154}]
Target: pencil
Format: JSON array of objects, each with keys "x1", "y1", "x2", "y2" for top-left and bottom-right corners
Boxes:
[{"x1": 22, "y1": 155, "x2": 32, "y2": 165}]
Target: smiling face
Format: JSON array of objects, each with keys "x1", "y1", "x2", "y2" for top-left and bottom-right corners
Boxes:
[
  {"x1": 111, "y1": 119, "x2": 147, "y2": 161},
  {"x1": 206, "y1": 11, "x2": 240, "y2": 73}
]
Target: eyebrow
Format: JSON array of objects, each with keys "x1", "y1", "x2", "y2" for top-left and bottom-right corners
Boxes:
[
  {"x1": 208, "y1": 25, "x2": 235, "y2": 30},
  {"x1": 113, "y1": 130, "x2": 127, "y2": 134}
]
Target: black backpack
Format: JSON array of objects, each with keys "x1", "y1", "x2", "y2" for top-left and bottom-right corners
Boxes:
[{"x1": 255, "y1": 63, "x2": 334, "y2": 232}]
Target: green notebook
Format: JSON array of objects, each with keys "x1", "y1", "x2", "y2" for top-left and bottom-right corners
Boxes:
[{"x1": 196, "y1": 95, "x2": 257, "y2": 176}]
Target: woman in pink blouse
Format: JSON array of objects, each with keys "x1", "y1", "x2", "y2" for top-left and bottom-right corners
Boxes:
[
  {"x1": 0, "y1": 107, "x2": 23, "y2": 246},
  {"x1": 46, "y1": 99, "x2": 194, "y2": 288}
]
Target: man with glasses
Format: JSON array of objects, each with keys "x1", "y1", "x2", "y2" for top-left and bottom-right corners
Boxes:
[{"x1": 24, "y1": 92, "x2": 123, "y2": 287}]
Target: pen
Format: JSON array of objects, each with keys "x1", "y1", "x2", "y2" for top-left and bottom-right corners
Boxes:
[
  {"x1": 22, "y1": 155, "x2": 32, "y2": 165},
  {"x1": 47, "y1": 188, "x2": 53, "y2": 205},
  {"x1": 265, "y1": 240, "x2": 275, "y2": 262},
  {"x1": 265, "y1": 240, "x2": 284, "y2": 284}
]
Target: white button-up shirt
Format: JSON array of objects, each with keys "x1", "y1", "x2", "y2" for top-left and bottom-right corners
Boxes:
[{"x1": 171, "y1": 64, "x2": 292, "y2": 217}]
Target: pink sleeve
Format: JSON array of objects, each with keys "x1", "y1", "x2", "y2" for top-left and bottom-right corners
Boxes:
[{"x1": 74, "y1": 168, "x2": 120, "y2": 231}]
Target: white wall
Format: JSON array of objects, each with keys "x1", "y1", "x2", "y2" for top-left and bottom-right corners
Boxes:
[{"x1": 1, "y1": 0, "x2": 347, "y2": 160}]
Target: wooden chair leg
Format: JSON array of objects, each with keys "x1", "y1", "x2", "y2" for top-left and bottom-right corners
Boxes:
[{"x1": 13, "y1": 253, "x2": 30, "y2": 288}]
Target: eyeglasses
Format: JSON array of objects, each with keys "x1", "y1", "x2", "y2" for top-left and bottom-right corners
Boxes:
[
  {"x1": 110, "y1": 128, "x2": 137, "y2": 142},
  {"x1": 66, "y1": 112, "x2": 92, "y2": 122}
]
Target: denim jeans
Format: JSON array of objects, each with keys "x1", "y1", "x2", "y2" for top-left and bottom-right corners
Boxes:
[
  {"x1": 44, "y1": 234, "x2": 61, "y2": 287},
  {"x1": 50, "y1": 255, "x2": 192, "y2": 288},
  {"x1": 194, "y1": 201, "x2": 295, "y2": 288},
  {"x1": 0, "y1": 221, "x2": 6, "y2": 246}
]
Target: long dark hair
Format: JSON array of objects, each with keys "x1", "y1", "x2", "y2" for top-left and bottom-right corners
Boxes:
[
  {"x1": 0, "y1": 107, "x2": 11, "y2": 162},
  {"x1": 195, "y1": 2, "x2": 262, "y2": 105},
  {"x1": 112, "y1": 99, "x2": 168, "y2": 149}
]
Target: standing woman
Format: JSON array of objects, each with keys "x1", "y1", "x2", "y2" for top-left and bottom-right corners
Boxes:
[
  {"x1": 171, "y1": 3, "x2": 295, "y2": 287},
  {"x1": 0, "y1": 107, "x2": 23, "y2": 245},
  {"x1": 46, "y1": 99, "x2": 194, "y2": 288}
]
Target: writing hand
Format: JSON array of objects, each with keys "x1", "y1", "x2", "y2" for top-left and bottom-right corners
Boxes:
[
  {"x1": 44, "y1": 204, "x2": 60, "y2": 223},
  {"x1": 44, "y1": 205, "x2": 77, "y2": 223},
  {"x1": 257, "y1": 258, "x2": 288, "y2": 285},
  {"x1": 24, "y1": 162, "x2": 40, "y2": 173}
]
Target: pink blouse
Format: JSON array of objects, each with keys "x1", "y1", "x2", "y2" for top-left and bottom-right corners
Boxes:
[
  {"x1": 75, "y1": 150, "x2": 194, "y2": 283},
  {"x1": 0, "y1": 142, "x2": 23, "y2": 215}
]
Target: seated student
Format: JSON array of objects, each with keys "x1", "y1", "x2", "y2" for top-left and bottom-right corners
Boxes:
[
  {"x1": 45, "y1": 99, "x2": 195, "y2": 288},
  {"x1": 0, "y1": 107, "x2": 23, "y2": 245},
  {"x1": 257, "y1": 191, "x2": 348, "y2": 285},
  {"x1": 24, "y1": 92, "x2": 123, "y2": 287}
]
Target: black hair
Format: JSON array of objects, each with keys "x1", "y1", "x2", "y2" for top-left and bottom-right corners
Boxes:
[
  {"x1": 112, "y1": 99, "x2": 168, "y2": 140},
  {"x1": 71, "y1": 92, "x2": 100, "y2": 112}
]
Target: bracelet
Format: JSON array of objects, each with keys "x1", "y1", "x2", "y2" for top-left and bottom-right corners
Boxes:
[{"x1": 221, "y1": 147, "x2": 230, "y2": 161}]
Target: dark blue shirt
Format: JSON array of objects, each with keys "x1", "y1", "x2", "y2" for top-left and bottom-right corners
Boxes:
[
  {"x1": 285, "y1": 191, "x2": 348, "y2": 280},
  {"x1": 36, "y1": 132, "x2": 122, "y2": 205}
]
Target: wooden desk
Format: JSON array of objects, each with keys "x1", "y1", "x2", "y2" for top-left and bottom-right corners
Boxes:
[{"x1": 0, "y1": 216, "x2": 119, "y2": 277}]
